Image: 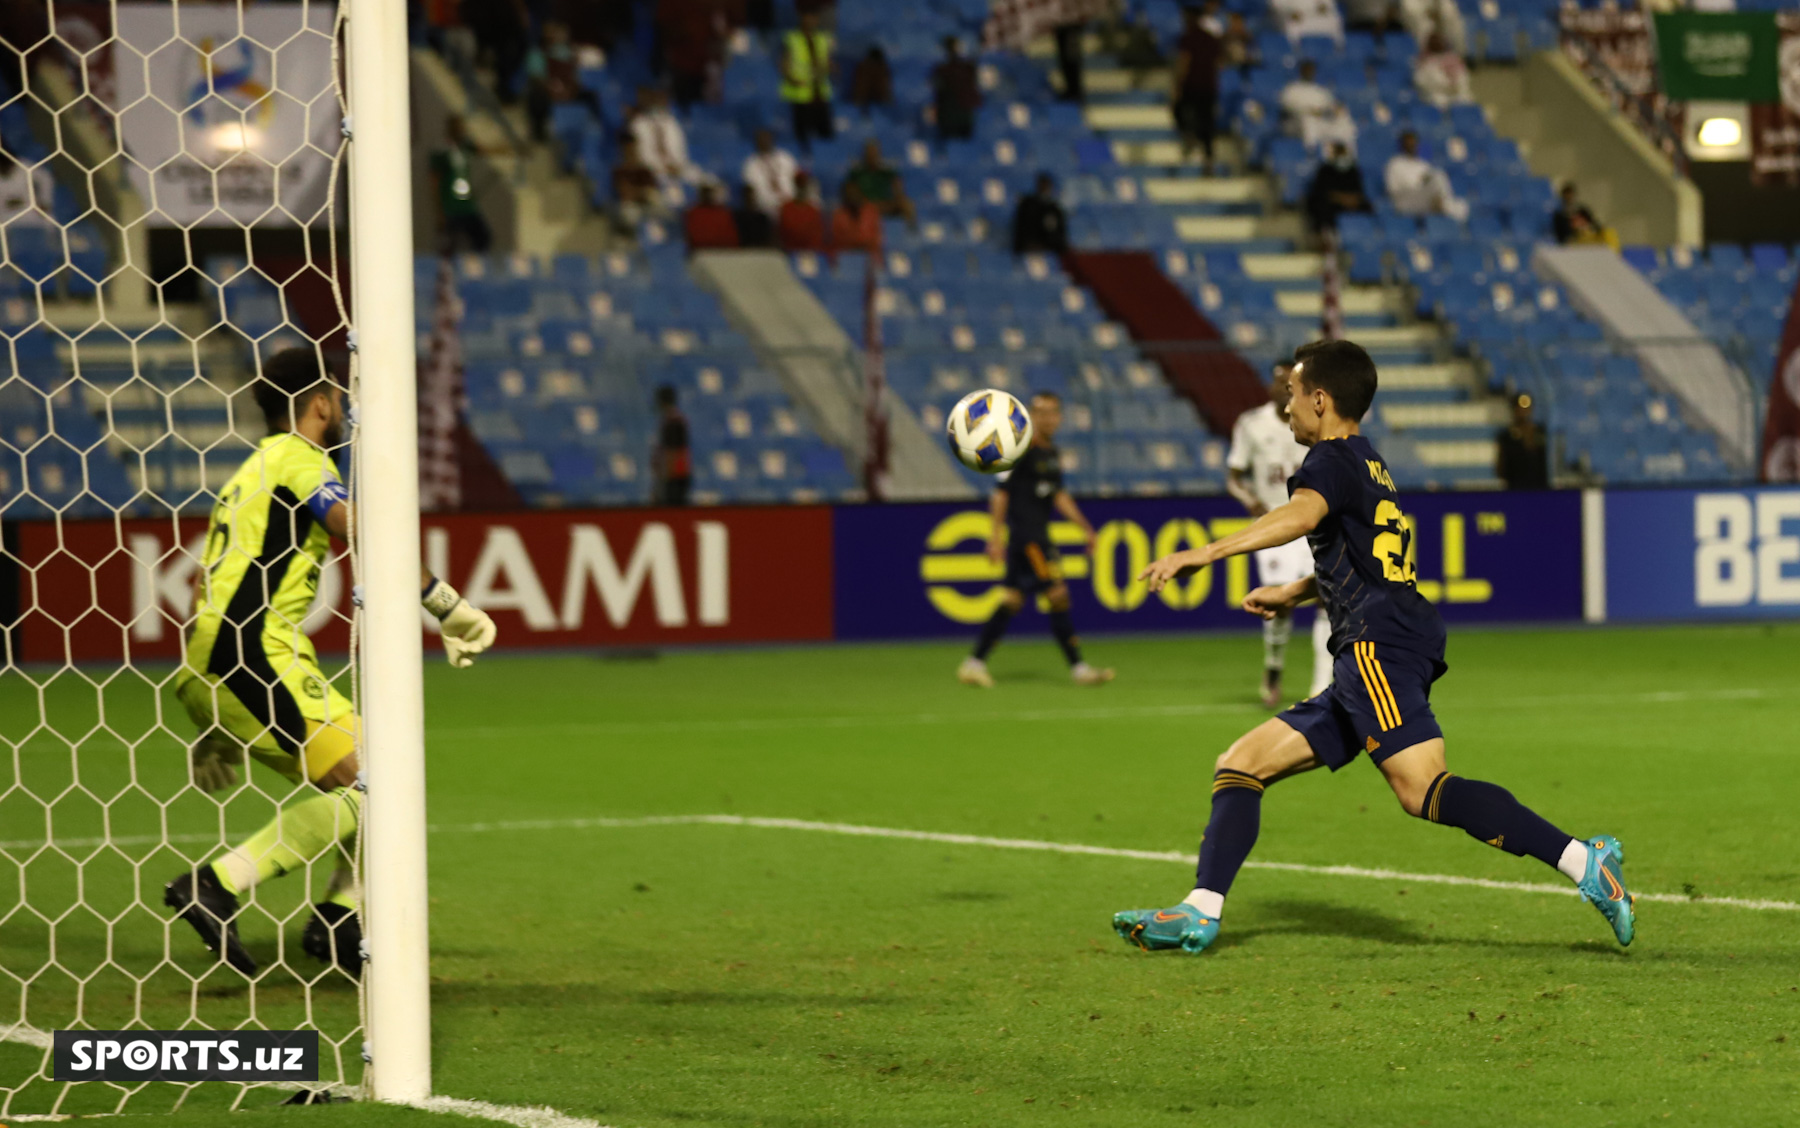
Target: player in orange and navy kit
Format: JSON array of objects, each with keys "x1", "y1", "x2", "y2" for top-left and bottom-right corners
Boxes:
[{"x1": 1111, "y1": 340, "x2": 1636, "y2": 954}]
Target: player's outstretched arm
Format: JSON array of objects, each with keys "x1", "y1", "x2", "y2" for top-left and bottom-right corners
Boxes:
[
  {"x1": 1138, "y1": 489, "x2": 1329, "y2": 593},
  {"x1": 320, "y1": 499, "x2": 498, "y2": 668},
  {"x1": 1243, "y1": 574, "x2": 1318, "y2": 620}
]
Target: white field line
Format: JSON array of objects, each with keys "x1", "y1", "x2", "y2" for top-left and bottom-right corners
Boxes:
[
  {"x1": 484, "y1": 813, "x2": 1800, "y2": 913},
  {"x1": 0, "y1": 1026, "x2": 608, "y2": 1128},
  {"x1": 440, "y1": 685, "x2": 1791, "y2": 741},
  {"x1": 6, "y1": 809, "x2": 1796, "y2": 914},
  {"x1": 403, "y1": 1096, "x2": 613, "y2": 1128}
]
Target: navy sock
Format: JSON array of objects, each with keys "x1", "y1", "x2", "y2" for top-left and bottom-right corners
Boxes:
[
  {"x1": 972, "y1": 606, "x2": 1013, "y2": 660},
  {"x1": 1193, "y1": 769, "x2": 1264, "y2": 898},
  {"x1": 1047, "y1": 610, "x2": 1082, "y2": 665},
  {"x1": 1422, "y1": 772, "x2": 1571, "y2": 868}
]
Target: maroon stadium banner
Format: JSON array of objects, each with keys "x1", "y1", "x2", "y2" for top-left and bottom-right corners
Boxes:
[
  {"x1": 1749, "y1": 12, "x2": 1800, "y2": 187},
  {"x1": 1765, "y1": 269, "x2": 1800, "y2": 482},
  {"x1": 9, "y1": 506, "x2": 835, "y2": 664}
]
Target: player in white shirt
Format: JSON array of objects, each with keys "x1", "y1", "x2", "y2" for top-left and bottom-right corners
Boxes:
[{"x1": 1226, "y1": 363, "x2": 1332, "y2": 707}]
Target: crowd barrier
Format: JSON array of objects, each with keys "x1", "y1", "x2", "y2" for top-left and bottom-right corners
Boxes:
[{"x1": 4, "y1": 486, "x2": 1796, "y2": 663}]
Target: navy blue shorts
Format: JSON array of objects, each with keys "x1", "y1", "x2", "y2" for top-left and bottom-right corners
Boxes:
[
  {"x1": 1003, "y1": 539, "x2": 1063, "y2": 595},
  {"x1": 1278, "y1": 641, "x2": 1447, "y2": 770}
]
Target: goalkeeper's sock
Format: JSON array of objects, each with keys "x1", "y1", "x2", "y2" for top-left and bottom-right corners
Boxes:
[
  {"x1": 323, "y1": 855, "x2": 359, "y2": 911},
  {"x1": 1421, "y1": 772, "x2": 1574, "y2": 872},
  {"x1": 1048, "y1": 610, "x2": 1082, "y2": 665},
  {"x1": 211, "y1": 786, "x2": 362, "y2": 897},
  {"x1": 972, "y1": 605, "x2": 1014, "y2": 660},
  {"x1": 1191, "y1": 769, "x2": 1265, "y2": 915}
]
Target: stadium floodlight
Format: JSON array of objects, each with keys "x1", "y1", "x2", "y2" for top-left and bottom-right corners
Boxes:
[
  {"x1": 1684, "y1": 101, "x2": 1750, "y2": 161},
  {"x1": 0, "y1": 0, "x2": 428, "y2": 1113},
  {"x1": 1695, "y1": 117, "x2": 1742, "y2": 148}
]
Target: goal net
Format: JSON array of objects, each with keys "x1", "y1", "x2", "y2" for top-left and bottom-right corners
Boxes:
[{"x1": 1, "y1": 0, "x2": 400, "y2": 1113}]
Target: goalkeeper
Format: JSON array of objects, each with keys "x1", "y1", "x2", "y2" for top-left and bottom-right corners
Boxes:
[{"x1": 164, "y1": 348, "x2": 496, "y2": 978}]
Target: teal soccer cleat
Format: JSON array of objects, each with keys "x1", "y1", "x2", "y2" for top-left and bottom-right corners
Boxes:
[
  {"x1": 1112, "y1": 903, "x2": 1220, "y2": 954},
  {"x1": 1576, "y1": 834, "x2": 1636, "y2": 946}
]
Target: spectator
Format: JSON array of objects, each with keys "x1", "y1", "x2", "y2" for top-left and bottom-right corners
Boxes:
[
  {"x1": 1270, "y1": 0, "x2": 1344, "y2": 44},
  {"x1": 465, "y1": 0, "x2": 529, "y2": 105},
  {"x1": 734, "y1": 180, "x2": 776, "y2": 247},
  {"x1": 1306, "y1": 101, "x2": 1359, "y2": 155},
  {"x1": 523, "y1": 20, "x2": 584, "y2": 145},
  {"x1": 652, "y1": 385, "x2": 693, "y2": 506},
  {"x1": 1198, "y1": 0, "x2": 1226, "y2": 35},
  {"x1": 610, "y1": 138, "x2": 667, "y2": 230},
  {"x1": 850, "y1": 46, "x2": 894, "y2": 112},
  {"x1": 1221, "y1": 12, "x2": 1257, "y2": 71},
  {"x1": 659, "y1": 0, "x2": 724, "y2": 111},
  {"x1": 1113, "y1": 13, "x2": 1167, "y2": 87},
  {"x1": 780, "y1": 10, "x2": 836, "y2": 153},
  {"x1": 630, "y1": 87, "x2": 698, "y2": 189},
  {"x1": 830, "y1": 181, "x2": 883, "y2": 255},
  {"x1": 779, "y1": 172, "x2": 827, "y2": 251},
  {"x1": 1342, "y1": 0, "x2": 1396, "y2": 31},
  {"x1": 741, "y1": 128, "x2": 799, "y2": 214},
  {"x1": 1173, "y1": 5, "x2": 1222, "y2": 169},
  {"x1": 1012, "y1": 174, "x2": 1069, "y2": 256},
  {"x1": 429, "y1": 115, "x2": 504, "y2": 253},
  {"x1": 1413, "y1": 30, "x2": 1473, "y2": 108},
  {"x1": 1384, "y1": 129, "x2": 1469, "y2": 221},
  {"x1": 846, "y1": 140, "x2": 916, "y2": 224},
  {"x1": 1054, "y1": 18, "x2": 1087, "y2": 102},
  {"x1": 684, "y1": 181, "x2": 740, "y2": 251},
  {"x1": 932, "y1": 37, "x2": 982, "y2": 142},
  {"x1": 1495, "y1": 393, "x2": 1550, "y2": 490},
  {"x1": 1552, "y1": 182, "x2": 1619, "y2": 248},
  {"x1": 0, "y1": 150, "x2": 55, "y2": 227},
  {"x1": 1400, "y1": 0, "x2": 1468, "y2": 57},
  {"x1": 1279, "y1": 60, "x2": 1337, "y2": 137},
  {"x1": 1304, "y1": 141, "x2": 1372, "y2": 232}
]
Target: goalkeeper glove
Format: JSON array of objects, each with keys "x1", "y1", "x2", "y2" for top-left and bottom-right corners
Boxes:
[
  {"x1": 190, "y1": 729, "x2": 245, "y2": 793},
  {"x1": 422, "y1": 578, "x2": 497, "y2": 668}
]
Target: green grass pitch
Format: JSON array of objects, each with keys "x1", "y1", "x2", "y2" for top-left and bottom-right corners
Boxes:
[{"x1": 4, "y1": 623, "x2": 1798, "y2": 1126}]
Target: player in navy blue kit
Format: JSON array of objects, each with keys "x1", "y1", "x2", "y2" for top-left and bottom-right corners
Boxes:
[
  {"x1": 959, "y1": 392, "x2": 1115, "y2": 688},
  {"x1": 1111, "y1": 340, "x2": 1636, "y2": 954}
]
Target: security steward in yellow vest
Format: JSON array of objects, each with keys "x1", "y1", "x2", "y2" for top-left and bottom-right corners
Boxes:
[{"x1": 781, "y1": 10, "x2": 836, "y2": 152}]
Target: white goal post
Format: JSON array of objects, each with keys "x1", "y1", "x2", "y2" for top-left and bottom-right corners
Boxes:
[{"x1": 345, "y1": 0, "x2": 432, "y2": 1106}]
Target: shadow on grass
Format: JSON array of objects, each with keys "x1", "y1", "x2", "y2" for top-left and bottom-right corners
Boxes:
[{"x1": 1221, "y1": 898, "x2": 1635, "y2": 958}]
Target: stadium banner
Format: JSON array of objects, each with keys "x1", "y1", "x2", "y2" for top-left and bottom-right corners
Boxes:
[
  {"x1": 1651, "y1": 11, "x2": 1780, "y2": 103},
  {"x1": 1605, "y1": 487, "x2": 1800, "y2": 621},
  {"x1": 108, "y1": 3, "x2": 340, "y2": 227},
  {"x1": 832, "y1": 492, "x2": 1583, "y2": 640},
  {"x1": 6, "y1": 506, "x2": 833, "y2": 663}
]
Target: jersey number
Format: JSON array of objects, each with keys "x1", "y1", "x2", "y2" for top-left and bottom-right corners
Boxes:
[{"x1": 1372, "y1": 500, "x2": 1417, "y2": 584}]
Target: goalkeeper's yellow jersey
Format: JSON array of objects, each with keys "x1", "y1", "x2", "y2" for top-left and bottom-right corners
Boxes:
[{"x1": 185, "y1": 432, "x2": 347, "y2": 675}]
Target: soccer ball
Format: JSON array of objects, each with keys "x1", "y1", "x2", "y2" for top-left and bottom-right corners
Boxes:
[{"x1": 946, "y1": 389, "x2": 1033, "y2": 473}]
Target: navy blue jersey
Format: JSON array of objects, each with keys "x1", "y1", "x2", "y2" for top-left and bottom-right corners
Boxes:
[
  {"x1": 1288, "y1": 435, "x2": 1445, "y2": 660},
  {"x1": 998, "y1": 442, "x2": 1063, "y2": 545}
]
